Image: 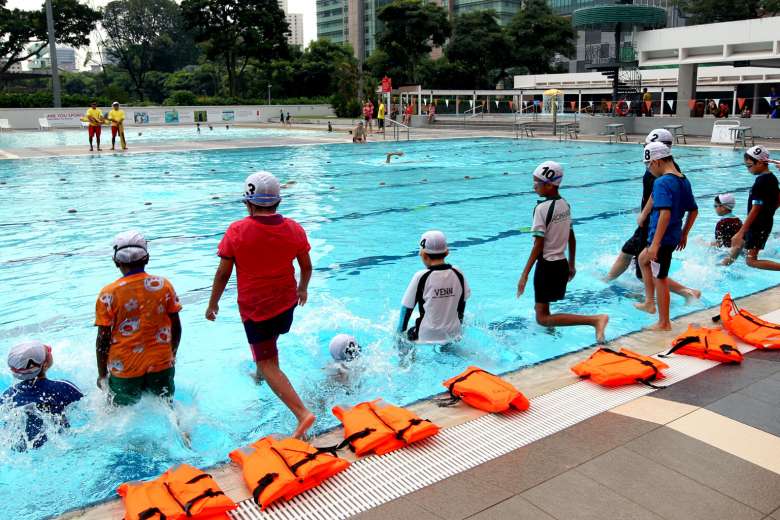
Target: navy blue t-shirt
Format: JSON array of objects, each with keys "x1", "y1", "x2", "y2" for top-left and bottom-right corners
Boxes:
[
  {"x1": 748, "y1": 172, "x2": 779, "y2": 231},
  {"x1": 647, "y1": 173, "x2": 698, "y2": 247},
  {"x1": 1, "y1": 378, "x2": 83, "y2": 449}
]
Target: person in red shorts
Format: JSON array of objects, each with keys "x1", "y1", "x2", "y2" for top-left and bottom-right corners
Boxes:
[
  {"x1": 205, "y1": 171, "x2": 315, "y2": 439},
  {"x1": 84, "y1": 102, "x2": 104, "y2": 152}
]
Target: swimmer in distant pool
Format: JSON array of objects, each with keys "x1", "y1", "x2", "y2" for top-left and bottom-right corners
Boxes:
[{"x1": 386, "y1": 151, "x2": 404, "y2": 163}]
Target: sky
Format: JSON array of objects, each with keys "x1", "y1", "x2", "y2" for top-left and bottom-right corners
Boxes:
[{"x1": 7, "y1": 0, "x2": 318, "y2": 55}]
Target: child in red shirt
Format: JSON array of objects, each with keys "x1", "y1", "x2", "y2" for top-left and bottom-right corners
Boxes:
[{"x1": 206, "y1": 171, "x2": 314, "y2": 438}]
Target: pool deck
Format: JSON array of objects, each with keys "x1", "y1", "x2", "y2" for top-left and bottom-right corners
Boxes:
[
  {"x1": 2, "y1": 123, "x2": 779, "y2": 161},
  {"x1": 58, "y1": 286, "x2": 780, "y2": 520}
]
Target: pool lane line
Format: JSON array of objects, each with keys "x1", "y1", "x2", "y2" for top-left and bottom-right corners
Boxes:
[{"x1": 0, "y1": 148, "x2": 20, "y2": 160}]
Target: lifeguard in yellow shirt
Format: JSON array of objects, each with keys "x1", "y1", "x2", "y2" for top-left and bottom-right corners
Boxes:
[
  {"x1": 107, "y1": 102, "x2": 127, "y2": 151},
  {"x1": 84, "y1": 102, "x2": 104, "y2": 152}
]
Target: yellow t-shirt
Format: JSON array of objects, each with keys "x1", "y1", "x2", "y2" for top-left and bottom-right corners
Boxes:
[
  {"x1": 86, "y1": 107, "x2": 103, "y2": 127},
  {"x1": 108, "y1": 109, "x2": 125, "y2": 127},
  {"x1": 378, "y1": 103, "x2": 386, "y2": 119},
  {"x1": 642, "y1": 92, "x2": 652, "y2": 102}
]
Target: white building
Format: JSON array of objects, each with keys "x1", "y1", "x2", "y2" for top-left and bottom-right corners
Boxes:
[
  {"x1": 28, "y1": 45, "x2": 77, "y2": 72},
  {"x1": 0, "y1": 60, "x2": 23, "y2": 73},
  {"x1": 286, "y1": 13, "x2": 304, "y2": 47}
]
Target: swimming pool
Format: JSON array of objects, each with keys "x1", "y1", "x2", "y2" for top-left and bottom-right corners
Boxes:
[
  {"x1": 0, "y1": 125, "x2": 325, "y2": 149},
  {"x1": 0, "y1": 137, "x2": 777, "y2": 519}
]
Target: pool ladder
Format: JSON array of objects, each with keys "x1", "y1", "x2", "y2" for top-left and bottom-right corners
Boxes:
[{"x1": 384, "y1": 118, "x2": 410, "y2": 141}]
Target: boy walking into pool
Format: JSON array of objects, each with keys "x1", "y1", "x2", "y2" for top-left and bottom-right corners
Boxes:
[
  {"x1": 517, "y1": 161, "x2": 609, "y2": 343},
  {"x1": 636, "y1": 143, "x2": 699, "y2": 330},
  {"x1": 205, "y1": 171, "x2": 315, "y2": 439},
  {"x1": 95, "y1": 231, "x2": 182, "y2": 405},
  {"x1": 728, "y1": 146, "x2": 780, "y2": 270}
]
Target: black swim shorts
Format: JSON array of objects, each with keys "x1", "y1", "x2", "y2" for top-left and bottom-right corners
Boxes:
[
  {"x1": 745, "y1": 226, "x2": 772, "y2": 251},
  {"x1": 534, "y1": 258, "x2": 569, "y2": 304}
]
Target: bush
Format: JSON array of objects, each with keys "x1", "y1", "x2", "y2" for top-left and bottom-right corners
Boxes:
[
  {"x1": 164, "y1": 90, "x2": 197, "y2": 106},
  {"x1": 330, "y1": 93, "x2": 361, "y2": 118}
]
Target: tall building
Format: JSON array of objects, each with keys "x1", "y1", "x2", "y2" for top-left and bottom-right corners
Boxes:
[
  {"x1": 449, "y1": 0, "x2": 523, "y2": 25},
  {"x1": 27, "y1": 45, "x2": 77, "y2": 72},
  {"x1": 287, "y1": 13, "x2": 304, "y2": 47}
]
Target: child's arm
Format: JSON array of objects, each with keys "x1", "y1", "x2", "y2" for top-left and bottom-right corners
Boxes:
[
  {"x1": 169, "y1": 312, "x2": 182, "y2": 356},
  {"x1": 517, "y1": 236, "x2": 544, "y2": 297},
  {"x1": 678, "y1": 209, "x2": 698, "y2": 250},
  {"x1": 648, "y1": 209, "x2": 671, "y2": 259},
  {"x1": 398, "y1": 307, "x2": 413, "y2": 333},
  {"x1": 568, "y1": 229, "x2": 577, "y2": 280},
  {"x1": 95, "y1": 326, "x2": 111, "y2": 389},
  {"x1": 296, "y1": 250, "x2": 312, "y2": 306},
  {"x1": 638, "y1": 195, "x2": 653, "y2": 226},
  {"x1": 205, "y1": 258, "x2": 234, "y2": 320}
]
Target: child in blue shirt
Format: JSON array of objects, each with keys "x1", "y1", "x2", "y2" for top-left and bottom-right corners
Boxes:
[
  {"x1": 635, "y1": 143, "x2": 698, "y2": 330},
  {"x1": 2, "y1": 341, "x2": 83, "y2": 449}
]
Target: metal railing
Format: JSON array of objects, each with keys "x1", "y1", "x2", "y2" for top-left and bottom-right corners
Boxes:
[
  {"x1": 584, "y1": 43, "x2": 637, "y2": 66},
  {"x1": 384, "y1": 118, "x2": 410, "y2": 141},
  {"x1": 461, "y1": 106, "x2": 484, "y2": 126}
]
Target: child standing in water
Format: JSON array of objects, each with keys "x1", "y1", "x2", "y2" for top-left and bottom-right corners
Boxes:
[
  {"x1": 205, "y1": 171, "x2": 314, "y2": 439},
  {"x1": 635, "y1": 143, "x2": 698, "y2": 330},
  {"x1": 712, "y1": 193, "x2": 742, "y2": 248},
  {"x1": 517, "y1": 161, "x2": 609, "y2": 343}
]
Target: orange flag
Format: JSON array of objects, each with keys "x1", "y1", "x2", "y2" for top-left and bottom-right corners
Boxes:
[
  {"x1": 569, "y1": 101, "x2": 576, "y2": 110},
  {"x1": 606, "y1": 101, "x2": 613, "y2": 112},
  {"x1": 687, "y1": 99, "x2": 696, "y2": 110},
  {"x1": 644, "y1": 101, "x2": 652, "y2": 112},
  {"x1": 738, "y1": 97, "x2": 746, "y2": 110}
]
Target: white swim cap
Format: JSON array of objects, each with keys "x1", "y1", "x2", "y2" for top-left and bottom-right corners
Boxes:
[
  {"x1": 643, "y1": 142, "x2": 672, "y2": 163},
  {"x1": 532, "y1": 161, "x2": 564, "y2": 186},
  {"x1": 645, "y1": 129, "x2": 674, "y2": 146},
  {"x1": 8, "y1": 341, "x2": 50, "y2": 380},
  {"x1": 329, "y1": 334, "x2": 361, "y2": 362},
  {"x1": 419, "y1": 230, "x2": 448, "y2": 254},
  {"x1": 746, "y1": 145, "x2": 770, "y2": 162},
  {"x1": 715, "y1": 193, "x2": 736, "y2": 209},
  {"x1": 113, "y1": 230, "x2": 149, "y2": 263},
  {"x1": 244, "y1": 171, "x2": 281, "y2": 207}
]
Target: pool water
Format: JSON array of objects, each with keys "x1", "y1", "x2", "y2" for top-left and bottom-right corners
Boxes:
[
  {"x1": 0, "y1": 138, "x2": 777, "y2": 519},
  {"x1": 0, "y1": 126, "x2": 325, "y2": 149}
]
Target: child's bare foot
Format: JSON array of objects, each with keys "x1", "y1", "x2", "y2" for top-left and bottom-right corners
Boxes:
[
  {"x1": 634, "y1": 301, "x2": 656, "y2": 314},
  {"x1": 594, "y1": 315, "x2": 609, "y2": 343},
  {"x1": 682, "y1": 289, "x2": 701, "y2": 304},
  {"x1": 293, "y1": 412, "x2": 315, "y2": 439},
  {"x1": 648, "y1": 321, "x2": 672, "y2": 331}
]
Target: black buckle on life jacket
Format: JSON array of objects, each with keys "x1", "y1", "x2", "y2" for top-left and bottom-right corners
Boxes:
[
  {"x1": 436, "y1": 368, "x2": 488, "y2": 407},
  {"x1": 394, "y1": 418, "x2": 430, "y2": 440},
  {"x1": 138, "y1": 507, "x2": 166, "y2": 520},
  {"x1": 338, "y1": 427, "x2": 375, "y2": 452},
  {"x1": 183, "y1": 488, "x2": 224, "y2": 517},
  {"x1": 252, "y1": 473, "x2": 278, "y2": 506}
]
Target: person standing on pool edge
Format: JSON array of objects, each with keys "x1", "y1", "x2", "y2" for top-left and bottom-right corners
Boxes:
[
  {"x1": 95, "y1": 231, "x2": 183, "y2": 405},
  {"x1": 107, "y1": 102, "x2": 127, "y2": 151},
  {"x1": 517, "y1": 161, "x2": 609, "y2": 343},
  {"x1": 635, "y1": 142, "x2": 699, "y2": 330},
  {"x1": 205, "y1": 171, "x2": 315, "y2": 439},
  {"x1": 727, "y1": 146, "x2": 780, "y2": 270},
  {"x1": 84, "y1": 101, "x2": 104, "y2": 152}
]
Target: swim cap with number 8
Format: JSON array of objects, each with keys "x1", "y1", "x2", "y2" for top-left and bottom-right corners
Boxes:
[{"x1": 532, "y1": 161, "x2": 563, "y2": 186}]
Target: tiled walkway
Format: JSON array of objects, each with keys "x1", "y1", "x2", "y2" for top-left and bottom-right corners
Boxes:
[{"x1": 353, "y1": 349, "x2": 780, "y2": 520}]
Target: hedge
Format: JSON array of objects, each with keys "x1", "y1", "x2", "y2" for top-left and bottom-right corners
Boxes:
[{"x1": 0, "y1": 92, "x2": 331, "y2": 108}]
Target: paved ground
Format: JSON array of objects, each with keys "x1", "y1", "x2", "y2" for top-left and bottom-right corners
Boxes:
[{"x1": 353, "y1": 347, "x2": 780, "y2": 520}]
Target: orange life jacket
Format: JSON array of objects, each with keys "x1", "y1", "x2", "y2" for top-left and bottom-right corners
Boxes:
[
  {"x1": 229, "y1": 436, "x2": 349, "y2": 510},
  {"x1": 571, "y1": 347, "x2": 669, "y2": 387},
  {"x1": 117, "y1": 464, "x2": 236, "y2": 520},
  {"x1": 441, "y1": 366, "x2": 530, "y2": 413},
  {"x1": 718, "y1": 293, "x2": 780, "y2": 349},
  {"x1": 331, "y1": 399, "x2": 439, "y2": 456},
  {"x1": 662, "y1": 325, "x2": 743, "y2": 363}
]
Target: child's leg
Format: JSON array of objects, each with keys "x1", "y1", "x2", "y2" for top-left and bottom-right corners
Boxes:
[
  {"x1": 668, "y1": 278, "x2": 701, "y2": 302},
  {"x1": 746, "y1": 248, "x2": 780, "y2": 271},
  {"x1": 653, "y1": 277, "x2": 672, "y2": 330},
  {"x1": 605, "y1": 252, "x2": 632, "y2": 280},
  {"x1": 254, "y1": 338, "x2": 315, "y2": 438},
  {"x1": 634, "y1": 248, "x2": 656, "y2": 313},
  {"x1": 535, "y1": 304, "x2": 609, "y2": 343}
]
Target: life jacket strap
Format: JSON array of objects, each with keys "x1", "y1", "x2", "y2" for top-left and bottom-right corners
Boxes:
[
  {"x1": 138, "y1": 507, "x2": 166, "y2": 520},
  {"x1": 252, "y1": 473, "x2": 279, "y2": 506},
  {"x1": 394, "y1": 418, "x2": 431, "y2": 440},
  {"x1": 338, "y1": 427, "x2": 375, "y2": 452},
  {"x1": 602, "y1": 348, "x2": 664, "y2": 386},
  {"x1": 185, "y1": 473, "x2": 212, "y2": 485},
  {"x1": 660, "y1": 336, "x2": 699, "y2": 358},
  {"x1": 183, "y1": 488, "x2": 225, "y2": 516},
  {"x1": 287, "y1": 444, "x2": 341, "y2": 473}
]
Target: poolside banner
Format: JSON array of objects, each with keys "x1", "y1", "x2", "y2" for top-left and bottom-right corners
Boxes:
[
  {"x1": 687, "y1": 99, "x2": 696, "y2": 110},
  {"x1": 738, "y1": 97, "x2": 746, "y2": 109},
  {"x1": 43, "y1": 111, "x2": 83, "y2": 127}
]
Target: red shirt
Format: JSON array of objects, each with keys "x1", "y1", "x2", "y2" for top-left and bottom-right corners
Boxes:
[{"x1": 218, "y1": 214, "x2": 310, "y2": 322}]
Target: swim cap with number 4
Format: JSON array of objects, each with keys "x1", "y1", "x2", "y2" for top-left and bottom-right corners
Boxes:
[{"x1": 533, "y1": 161, "x2": 563, "y2": 186}]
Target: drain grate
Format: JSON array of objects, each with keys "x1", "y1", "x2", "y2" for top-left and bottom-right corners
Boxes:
[{"x1": 228, "y1": 346, "x2": 752, "y2": 520}]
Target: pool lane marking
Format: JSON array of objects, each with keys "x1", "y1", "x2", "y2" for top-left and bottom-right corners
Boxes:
[{"x1": 0, "y1": 148, "x2": 20, "y2": 160}]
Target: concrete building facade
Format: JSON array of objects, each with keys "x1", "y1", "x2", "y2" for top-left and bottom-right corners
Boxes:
[{"x1": 287, "y1": 13, "x2": 304, "y2": 47}]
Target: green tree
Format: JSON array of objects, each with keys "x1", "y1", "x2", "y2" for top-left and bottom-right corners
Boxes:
[
  {"x1": 505, "y1": 0, "x2": 575, "y2": 74},
  {"x1": 375, "y1": 0, "x2": 451, "y2": 85},
  {"x1": 677, "y1": 0, "x2": 779, "y2": 24},
  {"x1": 0, "y1": 0, "x2": 100, "y2": 76},
  {"x1": 297, "y1": 39, "x2": 358, "y2": 98},
  {"x1": 445, "y1": 10, "x2": 510, "y2": 89},
  {"x1": 102, "y1": 0, "x2": 195, "y2": 101},
  {"x1": 181, "y1": 0, "x2": 289, "y2": 97}
]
